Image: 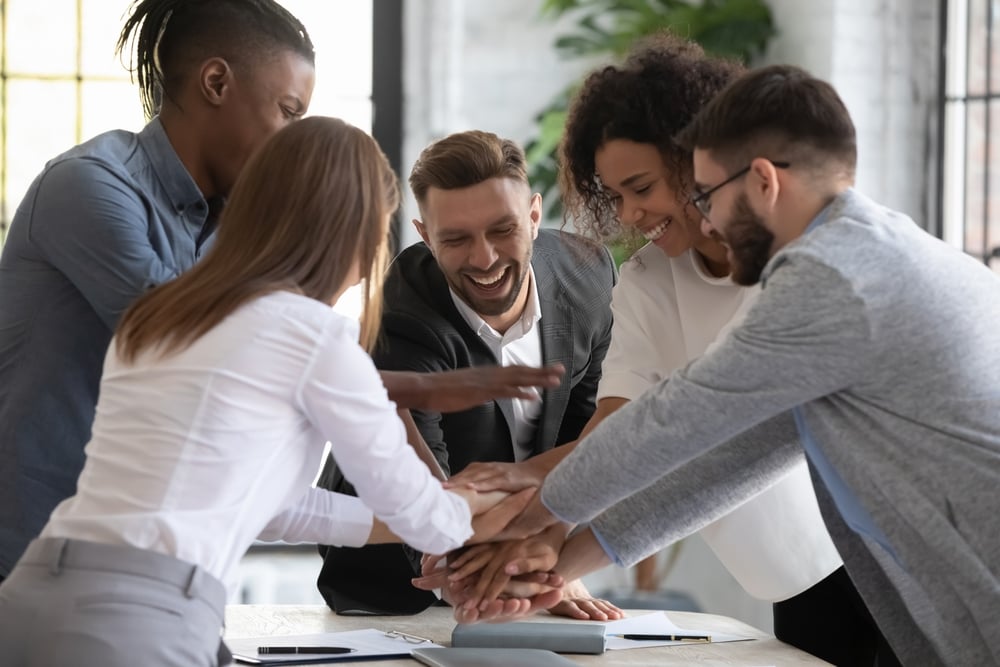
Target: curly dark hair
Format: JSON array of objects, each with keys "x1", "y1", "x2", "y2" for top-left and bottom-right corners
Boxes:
[{"x1": 560, "y1": 32, "x2": 743, "y2": 242}]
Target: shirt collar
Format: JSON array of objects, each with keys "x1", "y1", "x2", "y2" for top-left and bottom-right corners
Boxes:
[
  {"x1": 137, "y1": 117, "x2": 207, "y2": 217},
  {"x1": 802, "y1": 188, "x2": 854, "y2": 236},
  {"x1": 451, "y1": 265, "x2": 541, "y2": 341},
  {"x1": 760, "y1": 188, "x2": 852, "y2": 285}
]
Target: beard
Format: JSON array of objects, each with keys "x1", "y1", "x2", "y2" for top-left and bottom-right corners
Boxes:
[
  {"x1": 725, "y1": 193, "x2": 775, "y2": 286},
  {"x1": 448, "y1": 238, "x2": 533, "y2": 321},
  {"x1": 458, "y1": 262, "x2": 530, "y2": 317}
]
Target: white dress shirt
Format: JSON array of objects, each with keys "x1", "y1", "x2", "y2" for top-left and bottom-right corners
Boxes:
[
  {"x1": 43, "y1": 291, "x2": 472, "y2": 594},
  {"x1": 451, "y1": 267, "x2": 543, "y2": 461}
]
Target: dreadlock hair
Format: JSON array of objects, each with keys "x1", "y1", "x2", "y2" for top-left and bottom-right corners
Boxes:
[
  {"x1": 116, "y1": 0, "x2": 315, "y2": 119},
  {"x1": 559, "y1": 32, "x2": 743, "y2": 243}
]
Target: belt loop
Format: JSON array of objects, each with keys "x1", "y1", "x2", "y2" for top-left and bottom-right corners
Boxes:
[
  {"x1": 185, "y1": 565, "x2": 203, "y2": 599},
  {"x1": 48, "y1": 538, "x2": 69, "y2": 576}
]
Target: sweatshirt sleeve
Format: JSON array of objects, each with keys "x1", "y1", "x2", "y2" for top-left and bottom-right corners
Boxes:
[
  {"x1": 541, "y1": 255, "x2": 872, "y2": 524},
  {"x1": 588, "y1": 413, "x2": 802, "y2": 566}
]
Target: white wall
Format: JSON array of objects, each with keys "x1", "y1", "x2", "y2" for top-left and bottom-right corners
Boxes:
[
  {"x1": 400, "y1": 0, "x2": 601, "y2": 245},
  {"x1": 399, "y1": 0, "x2": 942, "y2": 632},
  {"x1": 766, "y1": 0, "x2": 941, "y2": 225}
]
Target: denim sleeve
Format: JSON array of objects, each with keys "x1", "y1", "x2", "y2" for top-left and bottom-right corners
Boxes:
[{"x1": 25, "y1": 157, "x2": 180, "y2": 331}]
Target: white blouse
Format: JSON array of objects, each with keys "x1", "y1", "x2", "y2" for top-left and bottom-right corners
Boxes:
[{"x1": 43, "y1": 291, "x2": 472, "y2": 593}]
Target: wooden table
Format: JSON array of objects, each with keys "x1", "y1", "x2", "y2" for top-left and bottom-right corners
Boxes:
[{"x1": 225, "y1": 605, "x2": 832, "y2": 666}]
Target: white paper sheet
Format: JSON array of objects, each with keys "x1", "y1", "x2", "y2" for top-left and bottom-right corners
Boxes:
[{"x1": 603, "y1": 611, "x2": 753, "y2": 650}]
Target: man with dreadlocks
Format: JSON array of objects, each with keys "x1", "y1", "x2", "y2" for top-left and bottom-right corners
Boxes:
[{"x1": 0, "y1": 0, "x2": 316, "y2": 581}]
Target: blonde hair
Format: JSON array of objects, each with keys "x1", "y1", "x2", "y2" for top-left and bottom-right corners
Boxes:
[{"x1": 116, "y1": 116, "x2": 399, "y2": 360}]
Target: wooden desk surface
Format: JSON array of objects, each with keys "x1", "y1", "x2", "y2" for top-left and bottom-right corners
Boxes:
[{"x1": 225, "y1": 604, "x2": 832, "y2": 666}]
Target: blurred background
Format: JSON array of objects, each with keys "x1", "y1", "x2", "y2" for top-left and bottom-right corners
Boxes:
[{"x1": 0, "y1": 0, "x2": 995, "y2": 633}]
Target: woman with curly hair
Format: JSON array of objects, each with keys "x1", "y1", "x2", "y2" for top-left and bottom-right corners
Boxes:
[{"x1": 443, "y1": 33, "x2": 900, "y2": 667}]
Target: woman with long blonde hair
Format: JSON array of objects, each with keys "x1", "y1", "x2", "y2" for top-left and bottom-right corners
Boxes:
[{"x1": 0, "y1": 117, "x2": 522, "y2": 667}]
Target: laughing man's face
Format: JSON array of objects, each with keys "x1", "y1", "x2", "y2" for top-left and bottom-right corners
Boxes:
[{"x1": 416, "y1": 177, "x2": 540, "y2": 332}]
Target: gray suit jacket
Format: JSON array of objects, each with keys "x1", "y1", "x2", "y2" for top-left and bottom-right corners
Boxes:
[{"x1": 316, "y1": 229, "x2": 616, "y2": 614}]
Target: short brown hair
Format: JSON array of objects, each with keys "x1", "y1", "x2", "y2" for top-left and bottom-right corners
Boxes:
[
  {"x1": 116, "y1": 116, "x2": 399, "y2": 359},
  {"x1": 409, "y1": 130, "x2": 528, "y2": 205},
  {"x1": 676, "y1": 65, "x2": 857, "y2": 176}
]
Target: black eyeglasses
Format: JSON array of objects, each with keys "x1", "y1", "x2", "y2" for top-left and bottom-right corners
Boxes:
[{"x1": 690, "y1": 161, "x2": 790, "y2": 218}]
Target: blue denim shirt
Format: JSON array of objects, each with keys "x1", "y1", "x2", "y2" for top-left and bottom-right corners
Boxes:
[{"x1": 0, "y1": 118, "x2": 215, "y2": 575}]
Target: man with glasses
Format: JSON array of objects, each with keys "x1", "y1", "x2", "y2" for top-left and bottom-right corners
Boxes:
[{"x1": 492, "y1": 65, "x2": 1000, "y2": 665}]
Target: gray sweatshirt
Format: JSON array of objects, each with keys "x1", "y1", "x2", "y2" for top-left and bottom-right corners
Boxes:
[{"x1": 542, "y1": 189, "x2": 1000, "y2": 666}]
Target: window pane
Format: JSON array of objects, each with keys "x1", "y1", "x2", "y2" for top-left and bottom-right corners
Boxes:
[
  {"x1": 81, "y1": 0, "x2": 135, "y2": 77},
  {"x1": 967, "y1": 0, "x2": 992, "y2": 96},
  {"x1": 989, "y1": 101, "x2": 1000, "y2": 266},
  {"x1": 941, "y1": 101, "x2": 968, "y2": 248},
  {"x1": 6, "y1": 0, "x2": 78, "y2": 75},
  {"x1": 281, "y1": 1, "x2": 374, "y2": 130},
  {"x1": 963, "y1": 100, "x2": 987, "y2": 255},
  {"x1": 5, "y1": 82, "x2": 77, "y2": 222},
  {"x1": 80, "y1": 81, "x2": 146, "y2": 138},
  {"x1": 322, "y1": 96, "x2": 373, "y2": 133}
]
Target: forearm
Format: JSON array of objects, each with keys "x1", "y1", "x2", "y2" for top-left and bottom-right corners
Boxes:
[
  {"x1": 577, "y1": 396, "x2": 628, "y2": 440},
  {"x1": 398, "y1": 408, "x2": 447, "y2": 481},
  {"x1": 553, "y1": 528, "x2": 612, "y2": 582},
  {"x1": 530, "y1": 440, "x2": 579, "y2": 473},
  {"x1": 380, "y1": 370, "x2": 430, "y2": 410},
  {"x1": 367, "y1": 518, "x2": 402, "y2": 544}
]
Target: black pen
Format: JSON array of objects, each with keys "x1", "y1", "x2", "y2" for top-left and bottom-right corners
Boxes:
[
  {"x1": 257, "y1": 646, "x2": 356, "y2": 654},
  {"x1": 615, "y1": 633, "x2": 712, "y2": 642}
]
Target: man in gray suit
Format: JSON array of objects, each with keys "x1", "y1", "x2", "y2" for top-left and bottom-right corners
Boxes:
[{"x1": 315, "y1": 130, "x2": 618, "y2": 619}]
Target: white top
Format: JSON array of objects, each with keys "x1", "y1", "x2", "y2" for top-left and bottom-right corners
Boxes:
[
  {"x1": 598, "y1": 245, "x2": 842, "y2": 601},
  {"x1": 451, "y1": 268, "x2": 543, "y2": 461},
  {"x1": 43, "y1": 291, "x2": 473, "y2": 593}
]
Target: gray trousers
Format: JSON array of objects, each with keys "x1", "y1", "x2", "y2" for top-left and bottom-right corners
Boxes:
[{"x1": 0, "y1": 537, "x2": 227, "y2": 667}]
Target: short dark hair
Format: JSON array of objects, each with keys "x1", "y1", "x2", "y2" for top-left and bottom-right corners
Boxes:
[
  {"x1": 675, "y1": 65, "x2": 857, "y2": 176},
  {"x1": 116, "y1": 0, "x2": 315, "y2": 119},
  {"x1": 559, "y1": 32, "x2": 744, "y2": 241},
  {"x1": 409, "y1": 130, "x2": 529, "y2": 205}
]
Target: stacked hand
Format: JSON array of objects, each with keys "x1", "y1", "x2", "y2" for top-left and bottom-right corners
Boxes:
[
  {"x1": 418, "y1": 488, "x2": 623, "y2": 624},
  {"x1": 446, "y1": 486, "x2": 536, "y2": 545}
]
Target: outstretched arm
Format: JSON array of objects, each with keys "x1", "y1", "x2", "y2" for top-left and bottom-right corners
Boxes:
[
  {"x1": 380, "y1": 365, "x2": 564, "y2": 412},
  {"x1": 445, "y1": 396, "x2": 630, "y2": 493}
]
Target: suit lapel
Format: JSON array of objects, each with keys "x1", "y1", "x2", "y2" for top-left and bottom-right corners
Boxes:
[{"x1": 533, "y1": 252, "x2": 574, "y2": 453}]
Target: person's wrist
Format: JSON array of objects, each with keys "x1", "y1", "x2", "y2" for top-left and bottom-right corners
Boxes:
[{"x1": 540, "y1": 522, "x2": 570, "y2": 548}]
